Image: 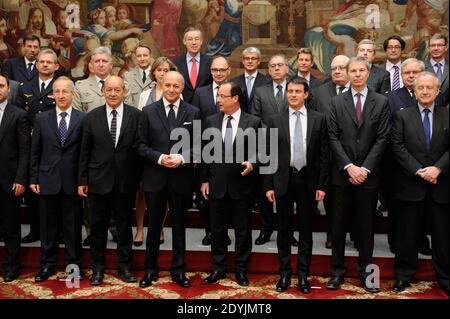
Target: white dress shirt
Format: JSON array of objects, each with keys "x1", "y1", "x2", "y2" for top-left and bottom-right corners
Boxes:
[
  {"x1": 158, "y1": 97, "x2": 184, "y2": 165},
  {"x1": 56, "y1": 106, "x2": 72, "y2": 128},
  {"x1": 186, "y1": 53, "x2": 201, "y2": 78},
  {"x1": 272, "y1": 80, "x2": 286, "y2": 98},
  {"x1": 106, "y1": 103, "x2": 124, "y2": 147},
  {"x1": 289, "y1": 106, "x2": 307, "y2": 167},
  {"x1": 221, "y1": 108, "x2": 241, "y2": 142},
  {"x1": 0, "y1": 99, "x2": 7, "y2": 125},
  {"x1": 297, "y1": 72, "x2": 311, "y2": 85},
  {"x1": 39, "y1": 77, "x2": 53, "y2": 92},
  {"x1": 24, "y1": 57, "x2": 35, "y2": 71}
]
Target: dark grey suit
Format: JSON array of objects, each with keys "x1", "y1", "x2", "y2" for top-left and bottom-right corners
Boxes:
[
  {"x1": 425, "y1": 60, "x2": 449, "y2": 107},
  {"x1": 368, "y1": 65, "x2": 391, "y2": 95}
]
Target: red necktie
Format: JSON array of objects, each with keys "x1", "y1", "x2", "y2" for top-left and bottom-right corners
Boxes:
[
  {"x1": 355, "y1": 93, "x2": 362, "y2": 123},
  {"x1": 190, "y1": 58, "x2": 198, "y2": 88}
]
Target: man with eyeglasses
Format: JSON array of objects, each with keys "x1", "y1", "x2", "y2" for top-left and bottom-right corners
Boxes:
[
  {"x1": 251, "y1": 55, "x2": 297, "y2": 247},
  {"x1": 380, "y1": 36, "x2": 406, "y2": 91},
  {"x1": 356, "y1": 39, "x2": 391, "y2": 95},
  {"x1": 16, "y1": 48, "x2": 59, "y2": 245},
  {"x1": 191, "y1": 56, "x2": 232, "y2": 246},
  {"x1": 424, "y1": 34, "x2": 448, "y2": 108},
  {"x1": 201, "y1": 81, "x2": 261, "y2": 287},
  {"x1": 231, "y1": 47, "x2": 271, "y2": 110},
  {"x1": 312, "y1": 55, "x2": 350, "y2": 249},
  {"x1": 173, "y1": 27, "x2": 213, "y2": 103}
]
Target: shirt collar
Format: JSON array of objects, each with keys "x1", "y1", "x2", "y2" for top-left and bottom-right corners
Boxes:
[
  {"x1": 187, "y1": 53, "x2": 201, "y2": 63},
  {"x1": 430, "y1": 58, "x2": 445, "y2": 67},
  {"x1": 213, "y1": 82, "x2": 221, "y2": 90},
  {"x1": 106, "y1": 103, "x2": 124, "y2": 115},
  {"x1": 289, "y1": 105, "x2": 306, "y2": 116},
  {"x1": 0, "y1": 99, "x2": 7, "y2": 112},
  {"x1": 224, "y1": 108, "x2": 241, "y2": 121},
  {"x1": 386, "y1": 60, "x2": 401, "y2": 70},
  {"x1": 244, "y1": 71, "x2": 258, "y2": 78},
  {"x1": 418, "y1": 103, "x2": 435, "y2": 114},
  {"x1": 56, "y1": 106, "x2": 72, "y2": 117},
  {"x1": 297, "y1": 72, "x2": 311, "y2": 82},
  {"x1": 273, "y1": 80, "x2": 286, "y2": 90},
  {"x1": 140, "y1": 66, "x2": 151, "y2": 76},
  {"x1": 163, "y1": 97, "x2": 181, "y2": 108},
  {"x1": 39, "y1": 77, "x2": 53, "y2": 88},
  {"x1": 24, "y1": 57, "x2": 35, "y2": 66},
  {"x1": 351, "y1": 86, "x2": 368, "y2": 97},
  {"x1": 95, "y1": 75, "x2": 109, "y2": 84}
]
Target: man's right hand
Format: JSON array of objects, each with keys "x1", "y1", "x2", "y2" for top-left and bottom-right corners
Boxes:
[
  {"x1": 266, "y1": 190, "x2": 275, "y2": 203},
  {"x1": 200, "y1": 183, "x2": 209, "y2": 200},
  {"x1": 30, "y1": 184, "x2": 40, "y2": 195},
  {"x1": 78, "y1": 185, "x2": 88, "y2": 197}
]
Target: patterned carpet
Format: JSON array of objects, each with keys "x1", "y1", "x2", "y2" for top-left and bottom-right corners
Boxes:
[{"x1": 0, "y1": 270, "x2": 447, "y2": 299}]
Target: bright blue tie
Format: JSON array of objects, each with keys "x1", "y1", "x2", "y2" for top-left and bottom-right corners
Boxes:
[
  {"x1": 58, "y1": 112, "x2": 68, "y2": 146},
  {"x1": 423, "y1": 109, "x2": 431, "y2": 151}
]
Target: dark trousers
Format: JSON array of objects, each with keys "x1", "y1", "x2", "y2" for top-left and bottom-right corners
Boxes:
[
  {"x1": 144, "y1": 188, "x2": 191, "y2": 275},
  {"x1": 24, "y1": 190, "x2": 40, "y2": 236},
  {"x1": 83, "y1": 198, "x2": 117, "y2": 238},
  {"x1": 323, "y1": 188, "x2": 334, "y2": 240},
  {"x1": 331, "y1": 185, "x2": 378, "y2": 277},
  {"x1": 0, "y1": 190, "x2": 21, "y2": 274},
  {"x1": 89, "y1": 188, "x2": 134, "y2": 273},
  {"x1": 276, "y1": 169, "x2": 315, "y2": 277},
  {"x1": 257, "y1": 175, "x2": 274, "y2": 235},
  {"x1": 395, "y1": 195, "x2": 449, "y2": 288},
  {"x1": 209, "y1": 194, "x2": 252, "y2": 273},
  {"x1": 39, "y1": 192, "x2": 82, "y2": 268}
]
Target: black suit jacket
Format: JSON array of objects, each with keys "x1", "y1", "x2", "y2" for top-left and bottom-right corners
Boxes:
[
  {"x1": 263, "y1": 109, "x2": 329, "y2": 196},
  {"x1": 368, "y1": 65, "x2": 391, "y2": 95},
  {"x1": 30, "y1": 108, "x2": 85, "y2": 195},
  {"x1": 311, "y1": 80, "x2": 339, "y2": 115},
  {"x1": 387, "y1": 87, "x2": 416, "y2": 117},
  {"x1": 137, "y1": 99, "x2": 200, "y2": 194},
  {"x1": 425, "y1": 60, "x2": 449, "y2": 107},
  {"x1": 3, "y1": 57, "x2": 38, "y2": 84},
  {"x1": 328, "y1": 89, "x2": 390, "y2": 189},
  {"x1": 251, "y1": 82, "x2": 288, "y2": 125},
  {"x1": 391, "y1": 105, "x2": 448, "y2": 203},
  {"x1": 78, "y1": 104, "x2": 142, "y2": 194},
  {"x1": 200, "y1": 111, "x2": 261, "y2": 200},
  {"x1": 231, "y1": 72, "x2": 271, "y2": 111},
  {"x1": 191, "y1": 84, "x2": 219, "y2": 121},
  {"x1": 16, "y1": 77, "x2": 56, "y2": 124},
  {"x1": 0, "y1": 103, "x2": 30, "y2": 193},
  {"x1": 172, "y1": 54, "x2": 213, "y2": 103}
]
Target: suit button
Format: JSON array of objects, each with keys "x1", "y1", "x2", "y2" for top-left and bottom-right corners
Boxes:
[
  {"x1": 356, "y1": 139, "x2": 359, "y2": 143},
  {"x1": 40, "y1": 101, "x2": 43, "y2": 104}
]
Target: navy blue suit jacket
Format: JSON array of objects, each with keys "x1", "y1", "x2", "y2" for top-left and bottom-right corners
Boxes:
[
  {"x1": 387, "y1": 87, "x2": 416, "y2": 118},
  {"x1": 137, "y1": 99, "x2": 200, "y2": 193},
  {"x1": 231, "y1": 72, "x2": 271, "y2": 111},
  {"x1": 3, "y1": 57, "x2": 38, "y2": 84},
  {"x1": 191, "y1": 84, "x2": 219, "y2": 121},
  {"x1": 30, "y1": 108, "x2": 85, "y2": 195}
]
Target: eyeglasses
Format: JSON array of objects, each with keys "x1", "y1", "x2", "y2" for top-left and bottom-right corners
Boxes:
[
  {"x1": 387, "y1": 45, "x2": 402, "y2": 50},
  {"x1": 243, "y1": 57, "x2": 259, "y2": 61},
  {"x1": 216, "y1": 94, "x2": 233, "y2": 99},
  {"x1": 211, "y1": 67, "x2": 230, "y2": 73},
  {"x1": 331, "y1": 66, "x2": 346, "y2": 71},
  {"x1": 269, "y1": 63, "x2": 286, "y2": 68}
]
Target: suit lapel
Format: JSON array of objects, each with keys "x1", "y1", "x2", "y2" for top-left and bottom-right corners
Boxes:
[
  {"x1": 156, "y1": 101, "x2": 170, "y2": 135},
  {"x1": 412, "y1": 105, "x2": 427, "y2": 149},
  {"x1": 430, "y1": 106, "x2": 442, "y2": 151},
  {"x1": 31, "y1": 78, "x2": 40, "y2": 97},
  {"x1": 207, "y1": 85, "x2": 218, "y2": 113},
  {"x1": 176, "y1": 101, "x2": 188, "y2": 128},
  {"x1": 179, "y1": 58, "x2": 192, "y2": 90},
  {"x1": 47, "y1": 109, "x2": 60, "y2": 145},
  {"x1": 18, "y1": 59, "x2": 29, "y2": 81},
  {"x1": 65, "y1": 109, "x2": 80, "y2": 142},
  {"x1": 343, "y1": 91, "x2": 358, "y2": 126},
  {"x1": 398, "y1": 87, "x2": 415, "y2": 107},
  {"x1": 359, "y1": 91, "x2": 376, "y2": 127},
  {"x1": 306, "y1": 110, "x2": 313, "y2": 146},
  {"x1": 198, "y1": 54, "x2": 209, "y2": 87},
  {"x1": 99, "y1": 105, "x2": 114, "y2": 148},
  {"x1": 280, "y1": 111, "x2": 290, "y2": 157},
  {"x1": 117, "y1": 105, "x2": 130, "y2": 146},
  {"x1": 0, "y1": 104, "x2": 14, "y2": 144},
  {"x1": 327, "y1": 82, "x2": 337, "y2": 98}
]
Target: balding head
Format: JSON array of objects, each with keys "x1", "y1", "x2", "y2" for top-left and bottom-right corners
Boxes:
[
  {"x1": 104, "y1": 76, "x2": 127, "y2": 108},
  {"x1": 414, "y1": 71, "x2": 440, "y2": 107},
  {"x1": 211, "y1": 56, "x2": 231, "y2": 85},
  {"x1": 331, "y1": 55, "x2": 350, "y2": 86},
  {"x1": 162, "y1": 71, "x2": 184, "y2": 103}
]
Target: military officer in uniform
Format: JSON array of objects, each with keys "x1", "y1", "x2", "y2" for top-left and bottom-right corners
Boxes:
[{"x1": 73, "y1": 47, "x2": 112, "y2": 113}]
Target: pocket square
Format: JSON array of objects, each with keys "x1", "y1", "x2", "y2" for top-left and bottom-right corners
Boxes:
[{"x1": 183, "y1": 122, "x2": 192, "y2": 125}]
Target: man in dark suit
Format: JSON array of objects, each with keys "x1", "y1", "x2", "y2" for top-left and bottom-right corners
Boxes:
[
  {"x1": 291, "y1": 48, "x2": 323, "y2": 96},
  {"x1": 201, "y1": 82, "x2": 261, "y2": 287},
  {"x1": 391, "y1": 72, "x2": 449, "y2": 295},
  {"x1": 16, "y1": 48, "x2": 60, "y2": 244},
  {"x1": 29, "y1": 76, "x2": 84, "y2": 282},
  {"x1": 251, "y1": 54, "x2": 297, "y2": 246},
  {"x1": 379, "y1": 36, "x2": 406, "y2": 91},
  {"x1": 386, "y1": 58, "x2": 432, "y2": 255},
  {"x1": 191, "y1": 56, "x2": 232, "y2": 245},
  {"x1": 326, "y1": 57, "x2": 390, "y2": 293},
  {"x1": 0, "y1": 73, "x2": 30, "y2": 282},
  {"x1": 137, "y1": 71, "x2": 200, "y2": 288},
  {"x1": 264, "y1": 77, "x2": 329, "y2": 293},
  {"x1": 78, "y1": 76, "x2": 142, "y2": 286},
  {"x1": 424, "y1": 34, "x2": 449, "y2": 107},
  {"x1": 357, "y1": 39, "x2": 391, "y2": 95},
  {"x1": 3, "y1": 35, "x2": 40, "y2": 84},
  {"x1": 172, "y1": 27, "x2": 213, "y2": 103},
  {"x1": 231, "y1": 47, "x2": 271, "y2": 111},
  {"x1": 312, "y1": 55, "x2": 350, "y2": 249}
]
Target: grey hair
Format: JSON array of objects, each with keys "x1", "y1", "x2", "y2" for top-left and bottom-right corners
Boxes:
[
  {"x1": 347, "y1": 56, "x2": 370, "y2": 71},
  {"x1": 357, "y1": 39, "x2": 376, "y2": 51},
  {"x1": 242, "y1": 47, "x2": 261, "y2": 59},
  {"x1": 414, "y1": 71, "x2": 440, "y2": 89},
  {"x1": 268, "y1": 54, "x2": 288, "y2": 66},
  {"x1": 91, "y1": 46, "x2": 112, "y2": 61},
  {"x1": 52, "y1": 76, "x2": 75, "y2": 91},
  {"x1": 331, "y1": 55, "x2": 350, "y2": 66},
  {"x1": 429, "y1": 33, "x2": 448, "y2": 45},
  {"x1": 401, "y1": 58, "x2": 425, "y2": 72},
  {"x1": 37, "y1": 48, "x2": 58, "y2": 64}
]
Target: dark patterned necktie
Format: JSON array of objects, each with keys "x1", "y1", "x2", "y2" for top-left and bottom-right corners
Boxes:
[
  {"x1": 110, "y1": 109, "x2": 117, "y2": 146},
  {"x1": 167, "y1": 104, "x2": 176, "y2": 131},
  {"x1": 58, "y1": 112, "x2": 68, "y2": 146}
]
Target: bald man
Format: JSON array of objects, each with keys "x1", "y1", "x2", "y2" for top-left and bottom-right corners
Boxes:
[{"x1": 78, "y1": 76, "x2": 142, "y2": 286}]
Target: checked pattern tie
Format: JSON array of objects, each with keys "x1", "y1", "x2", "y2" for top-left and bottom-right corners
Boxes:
[
  {"x1": 58, "y1": 112, "x2": 68, "y2": 146},
  {"x1": 110, "y1": 109, "x2": 117, "y2": 147}
]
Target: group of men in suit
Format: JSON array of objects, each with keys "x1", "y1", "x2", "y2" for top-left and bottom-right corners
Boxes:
[{"x1": 0, "y1": 28, "x2": 448, "y2": 295}]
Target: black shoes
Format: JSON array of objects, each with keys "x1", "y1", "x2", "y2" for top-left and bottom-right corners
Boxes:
[
  {"x1": 276, "y1": 274, "x2": 291, "y2": 292},
  {"x1": 255, "y1": 232, "x2": 271, "y2": 245},
  {"x1": 171, "y1": 273, "x2": 191, "y2": 288},
  {"x1": 203, "y1": 271, "x2": 226, "y2": 284},
  {"x1": 118, "y1": 269, "x2": 137, "y2": 283},
  {"x1": 90, "y1": 271, "x2": 104, "y2": 286},
  {"x1": 202, "y1": 232, "x2": 212, "y2": 246},
  {"x1": 21, "y1": 233, "x2": 39, "y2": 244},
  {"x1": 326, "y1": 276, "x2": 344, "y2": 290},
  {"x1": 235, "y1": 272, "x2": 249, "y2": 286},
  {"x1": 298, "y1": 277, "x2": 311, "y2": 294},
  {"x1": 133, "y1": 234, "x2": 143, "y2": 247},
  {"x1": 82, "y1": 236, "x2": 91, "y2": 247},
  {"x1": 139, "y1": 272, "x2": 159, "y2": 288},
  {"x1": 392, "y1": 280, "x2": 411, "y2": 292},
  {"x1": 360, "y1": 277, "x2": 380, "y2": 293},
  {"x1": 35, "y1": 267, "x2": 56, "y2": 282},
  {"x1": 4, "y1": 272, "x2": 19, "y2": 282}
]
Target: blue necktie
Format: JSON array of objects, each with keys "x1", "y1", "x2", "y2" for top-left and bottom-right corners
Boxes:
[
  {"x1": 423, "y1": 109, "x2": 431, "y2": 151},
  {"x1": 435, "y1": 62, "x2": 443, "y2": 83},
  {"x1": 58, "y1": 112, "x2": 68, "y2": 146},
  {"x1": 246, "y1": 75, "x2": 254, "y2": 97},
  {"x1": 27, "y1": 63, "x2": 33, "y2": 77}
]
